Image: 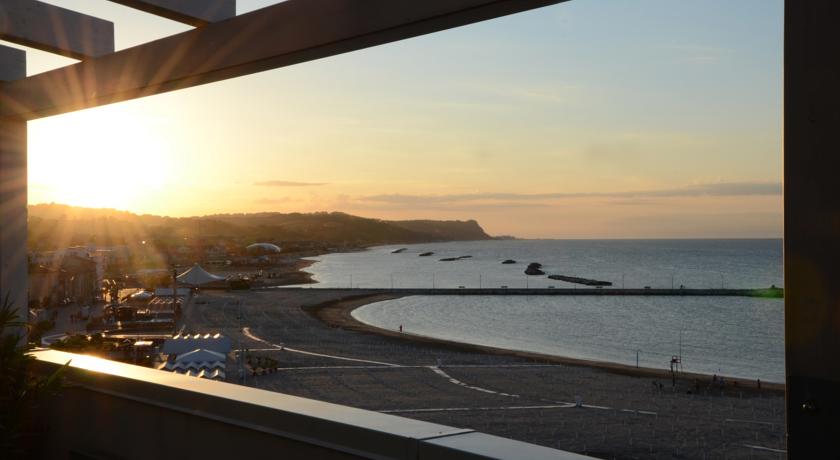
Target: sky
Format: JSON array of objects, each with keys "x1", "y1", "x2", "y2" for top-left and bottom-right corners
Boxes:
[{"x1": 14, "y1": 0, "x2": 783, "y2": 238}]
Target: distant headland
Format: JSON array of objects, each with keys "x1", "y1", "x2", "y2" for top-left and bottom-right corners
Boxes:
[{"x1": 27, "y1": 203, "x2": 495, "y2": 252}]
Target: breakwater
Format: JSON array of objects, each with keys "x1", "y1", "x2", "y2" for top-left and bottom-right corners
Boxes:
[{"x1": 547, "y1": 274, "x2": 612, "y2": 286}]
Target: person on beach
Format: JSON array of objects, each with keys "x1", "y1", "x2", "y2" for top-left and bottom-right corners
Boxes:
[
  {"x1": 399, "y1": 324, "x2": 403, "y2": 333},
  {"x1": 757, "y1": 378, "x2": 761, "y2": 389}
]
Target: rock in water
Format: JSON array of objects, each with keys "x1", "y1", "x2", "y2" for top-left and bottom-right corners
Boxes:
[{"x1": 525, "y1": 265, "x2": 545, "y2": 276}]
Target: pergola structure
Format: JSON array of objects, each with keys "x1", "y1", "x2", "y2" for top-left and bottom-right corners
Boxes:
[{"x1": 1, "y1": 1, "x2": 839, "y2": 457}]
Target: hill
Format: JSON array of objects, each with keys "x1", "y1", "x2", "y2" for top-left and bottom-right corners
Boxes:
[{"x1": 27, "y1": 204, "x2": 492, "y2": 251}]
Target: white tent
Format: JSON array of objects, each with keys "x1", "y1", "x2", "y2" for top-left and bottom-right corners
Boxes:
[
  {"x1": 176, "y1": 263, "x2": 226, "y2": 286},
  {"x1": 246, "y1": 242, "x2": 282, "y2": 253},
  {"x1": 162, "y1": 333, "x2": 232, "y2": 355},
  {"x1": 175, "y1": 348, "x2": 226, "y2": 363},
  {"x1": 158, "y1": 348, "x2": 227, "y2": 381}
]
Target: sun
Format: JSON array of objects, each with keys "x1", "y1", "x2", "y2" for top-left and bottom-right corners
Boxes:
[{"x1": 28, "y1": 103, "x2": 171, "y2": 211}]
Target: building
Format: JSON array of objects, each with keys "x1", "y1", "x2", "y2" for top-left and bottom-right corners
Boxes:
[
  {"x1": 28, "y1": 254, "x2": 98, "y2": 306},
  {"x1": 60, "y1": 255, "x2": 98, "y2": 304},
  {"x1": 28, "y1": 264, "x2": 64, "y2": 307}
]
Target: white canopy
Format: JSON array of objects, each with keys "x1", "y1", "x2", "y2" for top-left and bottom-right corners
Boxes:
[
  {"x1": 162, "y1": 333, "x2": 232, "y2": 355},
  {"x1": 176, "y1": 263, "x2": 226, "y2": 286},
  {"x1": 246, "y1": 242, "x2": 282, "y2": 253},
  {"x1": 174, "y1": 348, "x2": 226, "y2": 364}
]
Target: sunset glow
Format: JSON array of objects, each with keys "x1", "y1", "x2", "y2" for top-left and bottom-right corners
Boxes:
[
  {"x1": 22, "y1": 0, "x2": 783, "y2": 238},
  {"x1": 29, "y1": 104, "x2": 171, "y2": 210}
]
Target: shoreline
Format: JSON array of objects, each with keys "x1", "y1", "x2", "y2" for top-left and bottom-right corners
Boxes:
[
  {"x1": 276, "y1": 244, "x2": 375, "y2": 286},
  {"x1": 306, "y1": 293, "x2": 785, "y2": 393},
  {"x1": 178, "y1": 288, "x2": 786, "y2": 455}
]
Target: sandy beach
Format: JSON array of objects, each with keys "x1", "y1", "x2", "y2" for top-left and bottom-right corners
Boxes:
[{"x1": 182, "y1": 288, "x2": 786, "y2": 460}]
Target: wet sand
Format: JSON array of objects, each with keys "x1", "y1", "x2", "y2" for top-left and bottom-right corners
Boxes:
[{"x1": 183, "y1": 289, "x2": 786, "y2": 460}]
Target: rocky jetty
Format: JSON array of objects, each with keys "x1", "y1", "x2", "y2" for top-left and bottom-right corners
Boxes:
[
  {"x1": 547, "y1": 274, "x2": 612, "y2": 286},
  {"x1": 525, "y1": 262, "x2": 545, "y2": 276},
  {"x1": 440, "y1": 255, "x2": 472, "y2": 262},
  {"x1": 501, "y1": 259, "x2": 516, "y2": 264},
  {"x1": 419, "y1": 252, "x2": 434, "y2": 257}
]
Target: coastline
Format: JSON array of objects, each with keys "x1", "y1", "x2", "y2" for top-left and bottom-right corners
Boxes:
[
  {"x1": 289, "y1": 258, "x2": 317, "y2": 285},
  {"x1": 280, "y1": 238, "x2": 497, "y2": 287},
  {"x1": 180, "y1": 288, "x2": 786, "y2": 455},
  {"x1": 306, "y1": 293, "x2": 785, "y2": 393},
  {"x1": 276, "y1": 244, "x2": 375, "y2": 286}
]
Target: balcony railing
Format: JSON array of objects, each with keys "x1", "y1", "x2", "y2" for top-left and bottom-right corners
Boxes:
[{"x1": 30, "y1": 349, "x2": 591, "y2": 459}]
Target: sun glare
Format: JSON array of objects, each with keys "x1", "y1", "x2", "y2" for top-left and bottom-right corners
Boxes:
[{"x1": 29, "y1": 104, "x2": 171, "y2": 211}]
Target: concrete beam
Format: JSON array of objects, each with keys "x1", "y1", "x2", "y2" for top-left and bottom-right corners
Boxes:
[
  {"x1": 0, "y1": 0, "x2": 114, "y2": 59},
  {"x1": 0, "y1": 45, "x2": 25, "y2": 81},
  {"x1": 107, "y1": 0, "x2": 236, "y2": 27},
  {"x1": 0, "y1": 40, "x2": 26, "y2": 336},
  {"x1": 0, "y1": 119, "x2": 27, "y2": 336},
  {"x1": 785, "y1": 1, "x2": 840, "y2": 456},
  {"x1": 0, "y1": 0, "x2": 568, "y2": 120}
]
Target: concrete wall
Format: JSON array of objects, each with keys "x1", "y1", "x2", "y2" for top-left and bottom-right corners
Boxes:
[{"x1": 31, "y1": 349, "x2": 590, "y2": 460}]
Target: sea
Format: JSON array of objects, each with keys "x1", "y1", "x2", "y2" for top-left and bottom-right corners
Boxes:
[{"x1": 295, "y1": 239, "x2": 784, "y2": 382}]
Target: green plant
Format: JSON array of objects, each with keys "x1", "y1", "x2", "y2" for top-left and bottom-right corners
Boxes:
[
  {"x1": 0, "y1": 294, "x2": 66, "y2": 458},
  {"x1": 27, "y1": 320, "x2": 54, "y2": 346}
]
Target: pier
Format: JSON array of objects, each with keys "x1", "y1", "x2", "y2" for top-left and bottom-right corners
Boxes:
[{"x1": 271, "y1": 287, "x2": 784, "y2": 298}]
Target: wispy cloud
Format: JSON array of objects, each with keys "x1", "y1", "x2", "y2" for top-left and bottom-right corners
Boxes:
[
  {"x1": 658, "y1": 44, "x2": 735, "y2": 65},
  {"x1": 359, "y1": 181, "x2": 782, "y2": 205},
  {"x1": 511, "y1": 85, "x2": 582, "y2": 104},
  {"x1": 254, "y1": 180, "x2": 327, "y2": 187},
  {"x1": 254, "y1": 197, "x2": 293, "y2": 205}
]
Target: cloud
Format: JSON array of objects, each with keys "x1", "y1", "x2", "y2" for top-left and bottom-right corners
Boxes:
[
  {"x1": 642, "y1": 181, "x2": 782, "y2": 197},
  {"x1": 657, "y1": 44, "x2": 734, "y2": 64},
  {"x1": 512, "y1": 85, "x2": 582, "y2": 104},
  {"x1": 253, "y1": 180, "x2": 327, "y2": 187},
  {"x1": 358, "y1": 181, "x2": 782, "y2": 205},
  {"x1": 254, "y1": 197, "x2": 293, "y2": 205},
  {"x1": 347, "y1": 201, "x2": 552, "y2": 212}
]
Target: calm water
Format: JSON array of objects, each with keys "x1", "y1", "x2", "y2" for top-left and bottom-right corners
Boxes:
[{"x1": 300, "y1": 239, "x2": 784, "y2": 382}]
